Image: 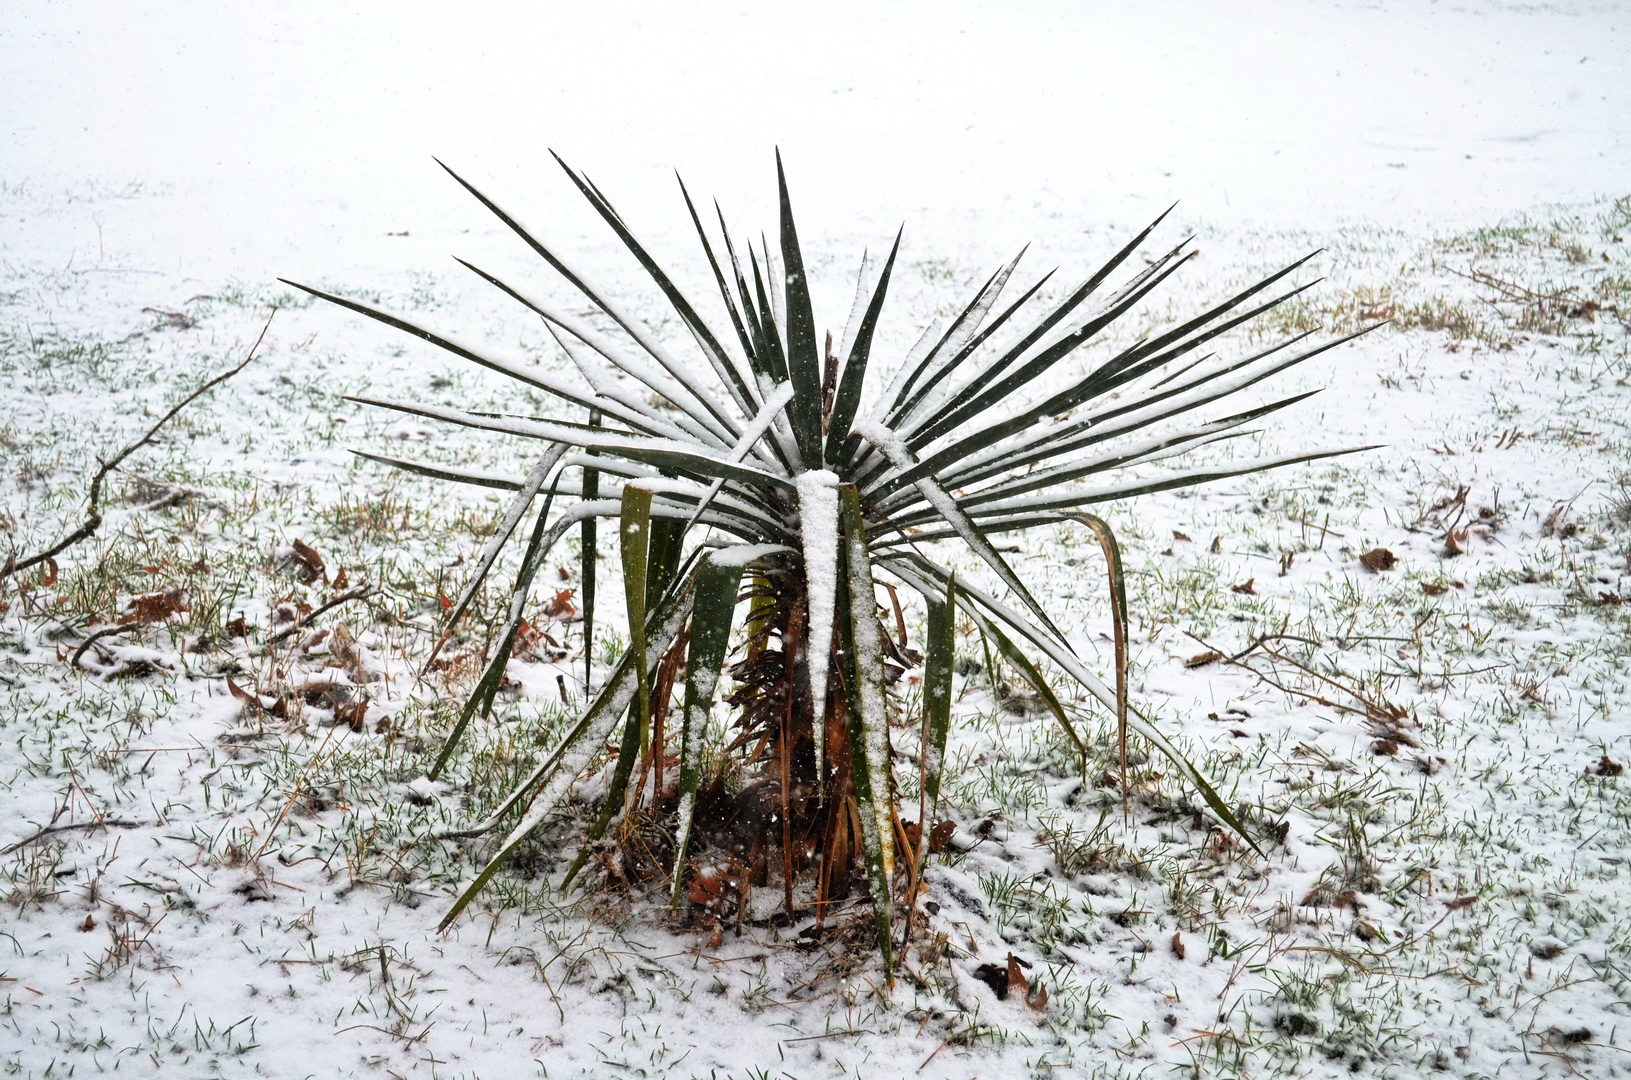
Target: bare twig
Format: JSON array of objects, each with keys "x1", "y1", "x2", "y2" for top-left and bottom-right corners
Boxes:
[
  {"x1": 2, "y1": 308, "x2": 276, "y2": 582},
  {"x1": 266, "y1": 584, "x2": 376, "y2": 645},
  {"x1": 1, "y1": 818, "x2": 145, "y2": 855},
  {"x1": 69, "y1": 624, "x2": 135, "y2": 670}
]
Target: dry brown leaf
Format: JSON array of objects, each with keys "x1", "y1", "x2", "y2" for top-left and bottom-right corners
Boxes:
[
  {"x1": 1185, "y1": 650, "x2": 1224, "y2": 668},
  {"x1": 334, "y1": 699, "x2": 369, "y2": 732},
  {"x1": 1445, "y1": 895, "x2": 1478, "y2": 911},
  {"x1": 289, "y1": 539, "x2": 326, "y2": 584},
  {"x1": 1006, "y1": 953, "x2": 1029, "y2": 1001},
  {"x1": 122, "y1": 588, "x2": 189, "y2": 625},
  {"x1": 1171, "y1": 932, "x2": 1186, "y2": 959},
  {"x1": 1421, "y1": 582, "x2": 1449, "y2": 596},
  {"x1": 1231, "y1": 578, "x2": 1257, "y2": 595},
  {"x1": 1359, "y1": 547, "x2": 1396, "y2": 572},
  {"x1": 542, "y1": 588, "x2": 576, "y2": 620}
]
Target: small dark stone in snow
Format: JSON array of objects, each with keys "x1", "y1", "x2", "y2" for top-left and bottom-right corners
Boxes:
[{"x1": 972, "y1": 963, "x2": 1009, "y2": 1000}]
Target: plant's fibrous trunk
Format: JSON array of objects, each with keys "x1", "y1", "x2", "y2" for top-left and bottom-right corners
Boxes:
[{"x1": 650, "y1": 562, "x2": 882, "y2": 924}]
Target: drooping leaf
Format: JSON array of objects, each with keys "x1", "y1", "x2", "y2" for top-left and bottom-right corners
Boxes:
[
  {"x1": 440, "y1": 446, "x2": 567, "y2": 637},
  {"x1": 348, "y1": 449, "x2": 522, "y2": 491},
  {"x1": 982, "y1": 611, "x2": 1090, "y2": 762},
  {"x1": 883, "y1": 550, "x2": 1260, "y2": 853},
  {"x1": 1068, "y1": 514, "x2": 1129, "y2": 800}
]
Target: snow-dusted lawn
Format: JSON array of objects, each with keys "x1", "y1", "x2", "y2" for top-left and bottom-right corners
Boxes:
[{"x1": 3, "y1": 3, "x2": 1630, "y2": 1078}]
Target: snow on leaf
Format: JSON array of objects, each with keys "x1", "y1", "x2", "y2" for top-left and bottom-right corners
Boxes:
[{"x1": 795, "y1": 468, "x2": 840, "y2": 784}]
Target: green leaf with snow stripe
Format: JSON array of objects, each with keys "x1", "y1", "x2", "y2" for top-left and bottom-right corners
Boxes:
[
  {"x1": 885, "y1": 247, "x2": 1025, "y2": 428},
  {"x1": 824, "y1": 229, "x2": 901, "y2": 466},
  {"x1": 349, "y1": 449, "x2": 522, "y2": 491},
  {"x1": 344, "y1": 394, "x2": 797, "y2": 495},
  {"x1": 429, "y1": 476, "x2": 560, "y2": 779},
  {"x1": 838, "y1": 483, "x2": 895, "y2": 978},
  {"x1": 677, "y1": 176, "x2": 769, "y2": 399},
  {"x1": 438, "y1": 575, "x2": 697, "y2": 931},
  {"x1": 583, "y1": 412, "x2": 602, "y2": 691},
  {"x1": 921, "y1": 575, "x2": 956, "y2": 813},
  {"x1": 859, "y1": 424, "x2": 1075, "y2": 652},
  {"x1": 670, "y1": 552, "x2": 747, "y2": 903},
  {"x1": 437, "y1": 158, "x2": 743, "y2": 440},
  {"x1": 552, "y1": 156, "x2": 757, "y2": 415},
  {"x1": 776, "y1": 153, "x2": 824, "y2": 469},
  {"x1": 620, "y1": 486, "x2": 653, "y2": 751}
]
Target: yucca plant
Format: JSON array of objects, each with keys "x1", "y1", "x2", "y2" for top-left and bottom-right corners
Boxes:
[{"x1": 283, "y1": 153, "x2": 1371, "y2": 974}]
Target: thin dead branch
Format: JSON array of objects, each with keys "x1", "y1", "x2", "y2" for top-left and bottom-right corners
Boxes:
[
  {"x1": 1, "y1": 308, "x2": 276, "y2": 582},
  {"x1": 266, "y1": 584, "x2": 376, "y2": 645}
]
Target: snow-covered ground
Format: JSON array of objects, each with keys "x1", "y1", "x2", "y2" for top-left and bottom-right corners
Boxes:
[{"x1": 3, "y1": 3, "x2": 1630, "y2": 1077}]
